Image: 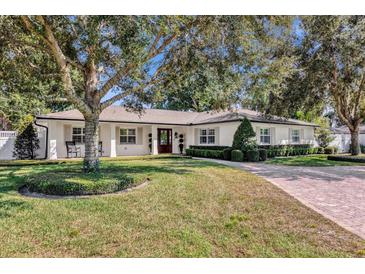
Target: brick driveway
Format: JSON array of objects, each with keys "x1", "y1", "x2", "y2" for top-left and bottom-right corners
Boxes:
[{"x1": 198, "y1": 158, "x2": 365, "y2": 239}]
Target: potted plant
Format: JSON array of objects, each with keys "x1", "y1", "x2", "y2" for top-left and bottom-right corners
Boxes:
[
  {"x1": 148, "y1": 133, "x2": 152, "y2": 153},
  {"x1": 178, "y1": 134, "x2": 184, "y2": 154}
]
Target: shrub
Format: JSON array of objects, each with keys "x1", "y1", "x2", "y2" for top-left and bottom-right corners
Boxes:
[
  {"x1": 231, "y1": 150, "x2": 243, "y2": 162},
  {"x1": 328, "y1": 155, "x2": 365, "y2": 163},
  {"x1": 24, "y1": 173, "x2": 134, "y2": 196},
  {"x1": 13, "y1": 123, "x2": 40, "y2": 160},
  {"x1": 232, "y1": 118, "x2": 257, "y2": 151},
  {"x1": 246, "y1": 150, "x2": 259, "y2": 162},
  {"x1": 189, "y1": 145, "x2": 229, "y2": 151},
  {"x1": 324, "y1": 146, "x2": 335, "y2": 154},
  {"x1": 317, "y1": 147, "x2": 324, "y2": 154},
  {"x1": 258, "y1": 149, "x2": 267, "y2": 161},
  {"x1": 185, "y1": 149, "x2": 223, "y2": 159},
  {"x1": 223, "y1": 147, "x2": 233, "y2": 160}
]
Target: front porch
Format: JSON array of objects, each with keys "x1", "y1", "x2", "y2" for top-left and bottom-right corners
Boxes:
[{"x1": 45, "y1": 120, "x2": 192, "y2": 159}]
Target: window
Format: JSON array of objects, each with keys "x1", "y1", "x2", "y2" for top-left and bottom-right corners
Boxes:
[
  {"x1": 291, "y1": 129, "x2": 300, "y2": 143},
  {"x1": 72, "y1": 127, "x2": 85, "y2": 144},
  {"x1": 199, "y1": 128, "x2": 215, "y2": 144},
  {"x1": 120, "y1": 128, "x2": 136, "y2": 144},
  {"x1": 260, "y1": 128, "x2": 271, "y2": 144}
]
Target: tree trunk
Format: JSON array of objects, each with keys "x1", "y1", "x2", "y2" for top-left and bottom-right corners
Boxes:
[
  {"x1": 350, "y1": 128, "x2": 360, "y2": 155},
  {"x1": 83, "y1": 114, "x2": 100, "y2": 173}
]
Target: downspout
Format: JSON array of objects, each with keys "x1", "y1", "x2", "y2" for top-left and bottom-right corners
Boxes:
[{"x1": 34, "y1": 120, "x2": 48, "y2": 160}]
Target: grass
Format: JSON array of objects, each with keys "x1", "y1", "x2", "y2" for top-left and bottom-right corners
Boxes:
[
  {"x1": 0, "y1": 156, "x2": 364, "y2": 257},
  {"x1": 266, "y1": 154, "x2": 365, "y2": 167}
]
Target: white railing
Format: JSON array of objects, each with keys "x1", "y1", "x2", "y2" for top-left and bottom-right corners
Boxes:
[{"x1": 0, "y1": 131, "x2": 17, "y2": 138}]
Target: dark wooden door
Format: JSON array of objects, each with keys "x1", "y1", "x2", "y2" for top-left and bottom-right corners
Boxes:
[{"x1": 158, "y1": 128, "x2": 172, "y2": 153}]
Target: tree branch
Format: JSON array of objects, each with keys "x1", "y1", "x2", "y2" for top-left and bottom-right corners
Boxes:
[
  {"x1": 21, "y1": 16, "x2": 90, "y2": 114},
  {"x1": 99, "y1": 19, "x2": 197, "y2": 99}
]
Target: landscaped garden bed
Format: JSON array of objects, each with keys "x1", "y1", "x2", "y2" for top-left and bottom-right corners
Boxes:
[{"x1": 21, "y1": 171, "x2": 136, "y2": 196}]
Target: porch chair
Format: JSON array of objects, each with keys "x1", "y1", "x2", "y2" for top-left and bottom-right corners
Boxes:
[{"x1": 65, "y1": 141, "x2": 81, "y2": 158}]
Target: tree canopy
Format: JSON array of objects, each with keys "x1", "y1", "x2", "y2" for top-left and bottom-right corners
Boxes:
[
  {"x1": 244, "y1": 16, "x2": 365, "y2": 155},
  {"x1": 0, "y1": 15, "x2": 293, "y2": 171}
]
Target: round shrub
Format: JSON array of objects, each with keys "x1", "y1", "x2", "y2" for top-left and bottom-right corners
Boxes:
[
  {"x1": 24, "y1": 172, "x2": 134, "y2": 196},
  {"x1": 246, "y1": 150, "x2": 259, "y2": 162},
  {"x1": 258, "y1": 149, "x2": 267, "y2": 161},
  {"x1": 231, "y1": 150, "x2": 243, "y2": 162},
  {"x1": 324, "y1": 146, "x2": 335, "y2": 154},
  {"x1": 223, "y1": 147, "x2": 233, "y2": 161}
]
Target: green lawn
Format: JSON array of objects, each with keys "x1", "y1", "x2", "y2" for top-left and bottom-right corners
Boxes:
[
  {"x1": 0, "y1": 156, "x2": 364, "y2": 257},
  {"x1": 266, "y1": 154, "x2": 365, "y2": 167}
]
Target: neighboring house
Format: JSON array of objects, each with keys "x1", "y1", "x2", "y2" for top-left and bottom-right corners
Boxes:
[
  {"x1": 330, "y1": 125, "x2": 365, "y2": 153},
  {"x1": 35, "y1": 106, "x2": 318, "y2": 160}
]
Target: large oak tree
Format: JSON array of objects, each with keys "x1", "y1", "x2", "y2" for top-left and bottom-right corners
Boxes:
[
  {"x1": 1, "y1": 16, "x2": 287, "y2": 172},
  {"x1": 246, "y1": 16, "x2": 365, "y2": 155}
]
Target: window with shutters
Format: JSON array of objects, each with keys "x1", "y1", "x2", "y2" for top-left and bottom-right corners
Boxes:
[
  {"x1": 260, "y1": 128, "x2": 271, "y2": 144},
  {"x1": 199, "y1": 128, "x2": 215, "y2": 144},
  {"x1": 291, "y1": 129, "x2": 300, "y2": 143},
  {"x1": 120, "y1": 128, "x2": 136, "y2": 144},
  {"x1": 72, "y1": 127, "x2": 85, "y2": 144}
]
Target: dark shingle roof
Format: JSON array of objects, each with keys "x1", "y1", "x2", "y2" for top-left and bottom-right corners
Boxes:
[{"x1": 37, "y1": 106, "x2": 318, "y2": 127}]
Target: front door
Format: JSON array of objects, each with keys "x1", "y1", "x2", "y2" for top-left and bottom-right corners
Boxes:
[{"x1": 158, "y1": 128, "x2": 172, "y2": 153}]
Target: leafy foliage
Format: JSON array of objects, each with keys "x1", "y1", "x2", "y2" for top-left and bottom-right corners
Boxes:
[
  {"x1": 315, "y1": 118, "x2": 335, "y2": 148},
  {"x1": 13, "y1": 123, "x2": 40, "y2": 160},
  {"x1": 231, "y1": 150, "x2": 244, "y2": 162},
  {"x1": 258, "y1": 16, "x2": 365, "y2": 155},
  {"x1": 0, "y1": 16, "x2": 293, "y2": 171},
  {"x1": 232, "y1": 118, "x2": 256, "y2": 151},
  {"x1": 246, "y1": 150, "x2": 260, "y2": 162}
]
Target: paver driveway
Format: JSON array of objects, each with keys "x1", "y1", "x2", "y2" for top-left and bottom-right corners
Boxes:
[{"x1": 198, "y1": 158, "x2": 365, "y2": 239}]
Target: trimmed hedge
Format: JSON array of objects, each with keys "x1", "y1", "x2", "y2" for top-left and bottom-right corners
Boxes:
[
  {"x1": 189, "y1": 145, "x2": 229, "y2": 151},
  {"x1": 317, "y1": 147, "x2": 324, "y2": 154},
  {"x1": 258, "y1": 149, "x2": 267, "y2": 161},
  {"x1": 267, "y1": 147, "x2": 312, "y2": 158},
  {"x1": 231, "y1": 150, "x2": 243, "y2": 162},
  {"x1": 246, "y1": 150, "x2": 259, "y2": 162},
  {"x1": 327, "y1": 155, "x2": 365, "y2": 163},
  {"x1": 258, "y1": 144, "x2": 311, "y2": 150},
  {"x1": 24, "y1": 173, "x2": 134, "y2": 196},
  {"x1": 324, "y1": 146, "x2": 335, "y2": 154},
  {"x1": 185, "y1": 148, "x2": 223, "y2": 159},
  {"x1": 223, "y1": 147, "x2": 233, "y2": 160}
]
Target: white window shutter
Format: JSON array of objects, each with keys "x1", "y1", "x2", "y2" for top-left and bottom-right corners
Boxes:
[
  {"x1": 194, "y1": 128, "x2": 199, "y2": 145},
  {"x1": 137, "y1": 127, "x2": 143, "y2": 145},
  {"x1": 214, "y1": 127, "x2": 219, "y2": 145},
  {"x1": 64, "y1": 124, "x2": 72, "y2": 141},
  {"x1": 288, "y1": 128, "x2": 292, "y2": 144},
  {"x1": 255, "y1": 127, "x2": 260, "y2": 144},
  {"x1": 270, "y1": 127, "x2": 276, "y2": 145},
  {"x1": 116, "y1": 126, "x2": 120, "y2": 144},
  {"x1": 300, "y1": 128, "x2": 305, "y2": 144}
]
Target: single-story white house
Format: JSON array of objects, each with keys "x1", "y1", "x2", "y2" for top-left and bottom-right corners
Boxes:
[
  {"x1": 34, "y1": 106, "x2": 318, "y2": 160},
  {"x1": 330, "y1": 125, "x2": 365, "y2": 153}
]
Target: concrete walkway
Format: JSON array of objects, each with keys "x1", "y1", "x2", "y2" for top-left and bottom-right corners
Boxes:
[{"x1": 196, "y1": 158, "x2": 365, "y2": 239}]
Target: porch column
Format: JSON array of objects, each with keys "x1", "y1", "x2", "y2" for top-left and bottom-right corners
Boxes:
[
  {"x1": 151, "y1": 125, "x2": 158, "y2": 155},
  {"x1": 110, "y1": 124, "x2": 117, "y2": 157},
  {"x1": 48, "y1": 120, "x2": 58, "y2": 160}
]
